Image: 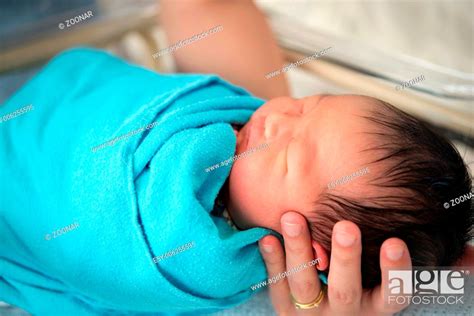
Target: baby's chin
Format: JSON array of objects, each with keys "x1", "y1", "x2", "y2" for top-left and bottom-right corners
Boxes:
[
  {"x1": 227, "y1": 164, "x2": 258, "y2": 230},
  {"x1": 227, "y1": 167, "x2": 281, "y2": 232},
  {"x1": 227, "y1": 122, "x2": 279, "y2": 231}
]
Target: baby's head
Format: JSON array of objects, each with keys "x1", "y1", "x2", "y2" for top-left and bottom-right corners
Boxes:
[{"x1": 228, "y1": 94, "x2": 472, "y2": 288}]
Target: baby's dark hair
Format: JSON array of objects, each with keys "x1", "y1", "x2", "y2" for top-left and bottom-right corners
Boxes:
[{"x1": 308, "y1": 100, "x2": 473, "y2": 288}]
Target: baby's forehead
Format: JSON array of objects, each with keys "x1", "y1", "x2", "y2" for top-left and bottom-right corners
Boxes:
[
  {"x1": 302, "y1": 94, "x2": 382, "y2": 109},
  {"x1": 305, "y1": 95, "x2": 386, "y2": 133}
]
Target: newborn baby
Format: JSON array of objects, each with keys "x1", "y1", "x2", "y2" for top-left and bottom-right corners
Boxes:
[
  {"x1": 219, "y1": 94, "x2": 472, "y2": 288},
  {"x1": 2, "y1": 48, "x2": 470, "y2": 314}
]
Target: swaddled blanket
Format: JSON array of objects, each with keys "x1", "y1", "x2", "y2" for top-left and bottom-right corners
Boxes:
[{"x1": 0, "y1": 48, "x2": 271, "y2": 315}]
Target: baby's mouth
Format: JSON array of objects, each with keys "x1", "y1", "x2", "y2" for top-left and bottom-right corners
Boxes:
[
  {"x1": 246, "y1": 117, "x2": 266, "y2": 147},
  {"x1": 240, "y1": 123, "x2": 252, "y2": 153},
  {"x1": 235, "y1": 116, "x2": 266, "y2": 154},
  {"x1": 232, "y1": 124, "x2": 246, "y2": 154}
]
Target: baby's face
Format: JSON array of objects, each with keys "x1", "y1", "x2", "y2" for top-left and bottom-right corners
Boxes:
[{"x1": 228, "y1": 94, "x2": 380, "y2": 233}]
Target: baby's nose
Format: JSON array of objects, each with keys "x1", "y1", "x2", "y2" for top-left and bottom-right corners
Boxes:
[{"x1": 264, "y1": 113, "x2": 295, "y2": 139}]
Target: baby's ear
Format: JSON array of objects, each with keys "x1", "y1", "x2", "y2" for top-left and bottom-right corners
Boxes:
[{"x1": 312, "y1": 240, "x2": 329, "y2": 271}]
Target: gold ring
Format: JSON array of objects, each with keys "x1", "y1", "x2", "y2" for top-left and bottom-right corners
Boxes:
[{"x1": 291, "y1": 285, "x2": 326, "y2": 309}]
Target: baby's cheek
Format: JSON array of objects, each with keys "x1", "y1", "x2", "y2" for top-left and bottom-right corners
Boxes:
[
  {"x1": 228, "y1": 165, "x2": 266, "y2": 226},
  {"x1": 229, "y1": 164, "x2": 282, "y2": 230},
  {"x1": 229, "y1": 164, "x2": 257, "y2": 207}
]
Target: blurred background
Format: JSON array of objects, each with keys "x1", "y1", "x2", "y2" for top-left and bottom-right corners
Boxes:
[{"x1": 0, "y1": 0, "x2": 472, "y2": 315}]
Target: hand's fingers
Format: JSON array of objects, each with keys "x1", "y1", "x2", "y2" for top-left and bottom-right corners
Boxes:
[
  {"x1": 369, "y1": 238, "x2": 412, "y2": 315},
  {"x1": 259, "y1": 235, "x2": 294, "y2": 316},
  {"x1": 281, "y1": 212, "x2": 322, "y2": 307},
  {"x1": 327, "y1": 221, "x2": 362, "y2": 315}
]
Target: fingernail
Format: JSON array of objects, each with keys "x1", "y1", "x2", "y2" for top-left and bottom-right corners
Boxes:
[
  {"x1": 386, "y1": 245, "x2": 404, "y2": 261},
  {"x1": 261, "y1": 243, "x2": 273, "y2": 253},
  {"x1": 335, "y1": 230, "x2": 356, "y2": 247},
  {"x1": 282, "y1": 221, "x2": 302, "y2": 237}
]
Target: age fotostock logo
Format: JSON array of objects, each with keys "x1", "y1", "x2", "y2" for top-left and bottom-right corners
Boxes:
[{"x1": 386, "y1": 268, "x2": 470, "y2": 306}]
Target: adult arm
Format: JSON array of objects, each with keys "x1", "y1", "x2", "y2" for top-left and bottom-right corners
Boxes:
[{"x1": 159, "y1": 0, "x2": 290, "y2": 99}]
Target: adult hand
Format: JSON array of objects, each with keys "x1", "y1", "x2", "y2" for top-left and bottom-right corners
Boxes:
[{"x1": 259, "y1": 212, "x2": 412, "y2": 316}]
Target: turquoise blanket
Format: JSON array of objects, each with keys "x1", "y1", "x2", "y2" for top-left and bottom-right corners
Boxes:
[{"x1": 0, "y1": 48, "x2": 271, "y2": 315}]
